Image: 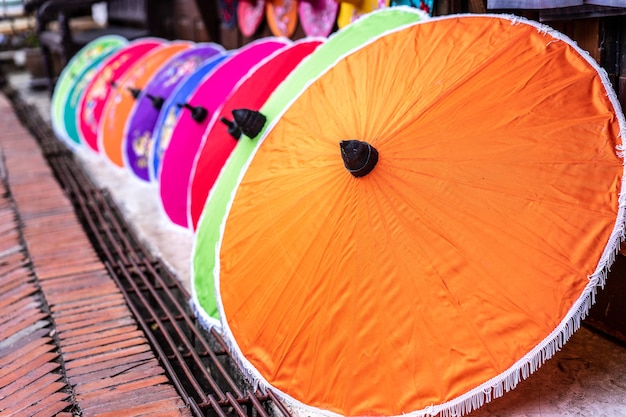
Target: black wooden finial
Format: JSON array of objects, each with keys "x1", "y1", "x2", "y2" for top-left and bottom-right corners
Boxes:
[
  {"x1": 177, "y1": 102, "x2": 209, "y2": 123},
  {"x1": 340, "y1": 140, "x2": 378, "y2": 177}
]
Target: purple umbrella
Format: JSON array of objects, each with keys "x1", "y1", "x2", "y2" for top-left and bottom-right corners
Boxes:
[{"x1": 123, "y1": 43, "x2": 225, "y2": 181}]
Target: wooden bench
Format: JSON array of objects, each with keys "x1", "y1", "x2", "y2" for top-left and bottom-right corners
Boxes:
[{"x1": 35, "y1": 0, "x2": 167, "y2": 92}]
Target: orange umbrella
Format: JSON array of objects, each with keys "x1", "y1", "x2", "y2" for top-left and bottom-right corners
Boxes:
[
  {"x1": 266, "y1": 0, "x2": 299, "y2": 37},
  {"x1": 99, "y1": 41, "x2": 193, "y2": 167},
  {"x1": 192, "y1": 6, "x2": 427, "y2": 330},
  {"x1": 214, "y1": 15, "x2": 626, "y2": 417}
]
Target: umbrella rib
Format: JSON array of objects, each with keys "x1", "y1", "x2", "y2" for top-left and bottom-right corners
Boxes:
[
  {"x1": 405, "y1": 28, "x2": 532, "y2": 135},
  {"x1": 378, "y1": 168, "x2": 550, "y2": 370}
]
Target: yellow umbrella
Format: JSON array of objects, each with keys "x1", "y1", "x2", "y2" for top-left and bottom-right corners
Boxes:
[{"x1": 336, "y1": 0, "x2": 389, "y2": 29}]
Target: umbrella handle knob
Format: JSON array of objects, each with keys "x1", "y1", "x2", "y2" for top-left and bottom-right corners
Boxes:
[
  {"x1": 127, "y1": 87, "x2": 141, "y2": 99},
  {"x1": 340, "y1": 140, "x2": 378, "y2": 177},
  {"x1": 146, "y1": 94, "x2": 164, "y2": 110},
  {"x1": 231, "y1": 109, "x2": 266, "y2": 139},
  {"x1": 220, "y1": 117, "x2": 242, "y2": 140},
  {"x1": 178, "y1": 103, "x2": 209, "y2": 123}
]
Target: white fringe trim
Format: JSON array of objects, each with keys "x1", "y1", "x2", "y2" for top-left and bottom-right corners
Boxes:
[
  {"x1": 189, "y1": 293, "x2": 222, "y2": 331},
  {"x1": 206, "y1": 11, "x2": 626, "y2": 417}
]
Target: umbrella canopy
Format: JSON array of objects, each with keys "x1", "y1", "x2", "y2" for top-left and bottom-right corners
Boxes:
[
  {"x1": 211, "y1": 14, "x2": 625, "y2": 417},
  {"x1": 99, "y1": 41, "x2": 193, "y2": 167},
  {"x1": 158, "y1": 38, "x2": 290, "y2": 228},
  {"x1": 390, "y1": 0, "x2": 433, "y2": 15},
  {"x1": 191, "y1": 7, "x2": 428, "y2": 330},
  {"x1": 78, "y1": 38, "x2": 165, "y2": 152},
  {"x1": 336, "y1": 0, "x2": 389, "y2": 29},
  {"x1": 61, "y1": 42, "x2": 129, "y2": 148},
  {"x1": 51, "y1": 35, "x2": 128, "y2": 145},
  {"x1": 298, "y1": 0, "x2": 338, "y2": 37},
  {"x1": 237, "y1": 0, "x2": 266, "y2": 37},
  {"x1": 266, "y1": 0, "x2": 299, "y2": 37},
  {"x1": 188, "y1": 38, "x2": 324, "y2": 231},
  {"x1": 123, "y1": 43, "x2": 225, "y2": 182},
  {"x1": 150, "y1": 53, "x2": 231, "y2": 183}
]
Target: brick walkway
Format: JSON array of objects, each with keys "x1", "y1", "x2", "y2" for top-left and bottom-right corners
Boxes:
[{"x1": 0, "y1": 94, "x2": 191, "y2": 416}]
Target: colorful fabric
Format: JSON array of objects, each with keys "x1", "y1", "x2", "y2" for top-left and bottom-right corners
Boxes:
[
  {"x1": 191, "y1": 7, "x2": 427, "y2": 330},
  {"x1": 123, "y1": 43, "x2": 223, "y2": 181},
  {"x1": 219, "y1": 0, "x2": 239, "y2": 29},
  {"x1": 237, "y1": 0, "x2": 266, "y2": 37},
  {"x1": 78, "y1": 39, "x2": 163, "y2": 152},
  {"x1": 99, "y1": 41, "x2": 192, "y2": 167},
  {"x1": 215, "y1": 14, "x2": 625, "y2": 417},
  {"x1": 298, "y1": 0, "x2": 339, "y2": 37},
  {"x1": 336, "y1": 0, "x2": 390, "y2": 29},
  {"x1": 391, "y1": 0, "x2": 433, "y2": 15},
  {"x1": 150, "y1": 53, "x2": 230, "y2": 183},
  {"x1": 158, "y1": 38, "x2": 290, "y2": 228},
  {"x1": 51, "y1": 35, "x2": 127, "y2": 146},
  {"x1": 188, "y1": 39, "x2": 323, "y2": 233},
  {"x1": 62, "y1": 42, "x2": 125, "y2": 146},
  {"x1": 266, "y1": 0, "x2": 299, "y2": 37}
]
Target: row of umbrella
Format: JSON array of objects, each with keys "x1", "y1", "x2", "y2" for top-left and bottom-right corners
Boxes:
[
  {"x1": 50, "y1": 7, "x2": 626, "y2": 417},
  {"x1": 222, "y1": 0, "x2": 433, "y2": 38},
  {"x1": 51, "y1": 34, "x2": 321, "y2": 231}
]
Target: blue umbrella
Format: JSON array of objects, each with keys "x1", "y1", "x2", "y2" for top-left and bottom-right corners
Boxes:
[{"x1": 149, "y1": 51, "x2": 231, "y2": 183}]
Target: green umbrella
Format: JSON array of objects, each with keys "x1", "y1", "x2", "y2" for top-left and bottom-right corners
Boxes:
[
  {"x1": 191, "y1": 6, "x2": 430, "y2": 329},
  {"x1": 62, "y1": 41, "x2": 128, "y2": 147},
  {"x1": 50, "y1": 35, "x2": 128, "y2": 146}
]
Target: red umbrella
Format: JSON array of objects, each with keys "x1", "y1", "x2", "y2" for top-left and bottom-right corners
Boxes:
[
  {"x1": 158, "y1": 38, "x2": 290, "y2": 228},
  {"x1": 77, "y1": 38, "x2": 164, "y2": 152},
  {"x1": 188, "y1": 38, "x2": 323, "y2": 230}
]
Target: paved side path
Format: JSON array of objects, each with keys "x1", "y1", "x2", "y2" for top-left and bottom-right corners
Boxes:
[
  {"x1": 0, "y1": 94, "x2": 191, "y2": 416},
  {"x1": 0, "y1": 141, "x2": 72, "y2": 416}
]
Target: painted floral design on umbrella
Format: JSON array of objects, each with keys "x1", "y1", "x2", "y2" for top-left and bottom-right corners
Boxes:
[
  {"x1": 237, "y1": 0, "x2": 267, "y2": 37},
  {"x1": 266, "y1": 0, "x2": 299, "y2": 37},
  {"x1": 51, "y1": 35, "x2": 127, "y2": 146},
  {"x1": 298, "y1": 0, "x2": 338, "y2": 37},
  {"x1": 123, "y1": 43, "x2": 224, "y2": 181},
  {"x1": 99, "y1": 41, "x2": 193, "y2": 168},
  {"x1": 78, "y1": 38, "x2": 164, "y2": 152},
  {"x1": 150, "y1": 52, "x2": 231, "y2": 183},
  {"x1": 219, "y1": 0, "x2": 239, "y2": 29}
]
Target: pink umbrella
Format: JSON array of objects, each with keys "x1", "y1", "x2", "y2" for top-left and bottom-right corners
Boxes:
[
  {"x1": 188, "y1": 38, "x2": 323, "y2": 231},
  {"x1": 122, "y1": 43, "x2": 224, "y2": 182},
  {"x1": 99, "y1": 41, "x2": 194, "y2": 167},
  {"x1": 237, "y1": 0, "x2": 266, "y2": 37},
  {"x1": 77, "y1": 38, "x2": 164, "y2": 152},
  {"x1": 159, "y1": 38, "x2": 291, "y2": 228},
  {"x1": 298, "y1": 0, "x2": 338, "y2": 37}
]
